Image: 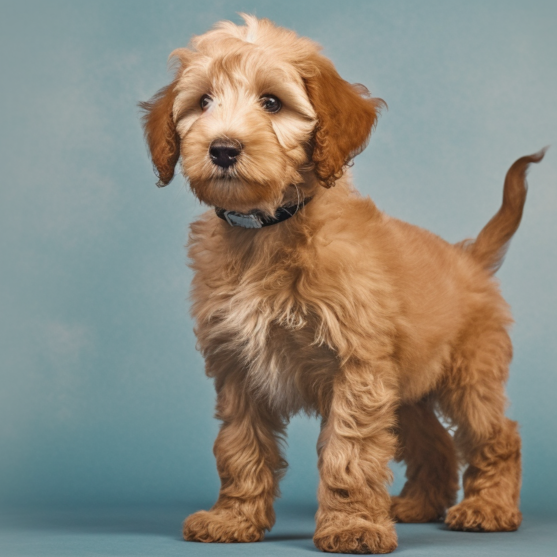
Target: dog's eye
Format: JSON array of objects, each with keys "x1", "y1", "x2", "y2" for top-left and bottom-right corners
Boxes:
[
  {"x1": 200, "y1": 94, "x2": 213, "y2": 110},
  {"x1": 260, "y1": 95, "x2": 282, "y2": 114}
]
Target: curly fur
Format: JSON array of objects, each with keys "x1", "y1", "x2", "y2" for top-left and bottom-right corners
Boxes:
[{"x1": 140, "y1": 15, "x2": 545, "y2": 554}]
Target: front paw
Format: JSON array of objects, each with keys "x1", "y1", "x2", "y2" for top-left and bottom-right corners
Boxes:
[
  {"x1": 314, "y1": 516, "x2": 397, "y2": 554},
  {"x1": 184, "y1": 509, "x2": 265, "y2": 543},
  {"x1": 445, "y1": 498, "x2": 522, "y2": 532}
]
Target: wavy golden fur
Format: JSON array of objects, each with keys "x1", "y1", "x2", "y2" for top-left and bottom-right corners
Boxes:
[{"x1": 140, "y1": 15, "x2": 545, "y2": 554}]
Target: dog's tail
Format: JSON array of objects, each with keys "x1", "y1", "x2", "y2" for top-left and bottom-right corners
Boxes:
[{"x1": 459, "y1": 148, "x2": 547, "y2": 273}]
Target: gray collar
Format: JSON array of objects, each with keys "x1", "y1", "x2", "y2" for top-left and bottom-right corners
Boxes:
[{"x1": 215, "y1": 197, "x2": 313, "y2": 228}]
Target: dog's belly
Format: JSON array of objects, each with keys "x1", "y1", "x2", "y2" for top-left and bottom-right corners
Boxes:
[
  {"x1": 396, "y1": 345, "x2": 452, "y2": 403},
  {"x1": 199, "y1": 287, "x2": 452, "y2": 414},
  {"x1": 245, "y1": 323, "x2": 450, "y2": 413}
]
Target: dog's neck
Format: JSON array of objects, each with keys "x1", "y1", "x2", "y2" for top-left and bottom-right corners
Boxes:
[
  {"x1": 210, "y1": 179, "x2": 359, "y2": 261},
  {"x1": 214, "y1": 195, "x2": 313, "y2": 229},
  {"x1": 214, "y1": 175, "x2": 320, "y2": 229}
]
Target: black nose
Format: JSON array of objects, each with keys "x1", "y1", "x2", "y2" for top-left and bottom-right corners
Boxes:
[{"x1": 209, "y1": 141, "x2": 241, "y2": 169}]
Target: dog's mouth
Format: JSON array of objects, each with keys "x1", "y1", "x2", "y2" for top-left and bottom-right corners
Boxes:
[
  {"x1": 188, "y1": 172, "x2": 287, "y2": 216},
  {"x1": 213, "y1": 167, "x2": 239, "y2": 181},
  {"x1": 183, "y1": 139, "x2": 298, "y2": 214}
]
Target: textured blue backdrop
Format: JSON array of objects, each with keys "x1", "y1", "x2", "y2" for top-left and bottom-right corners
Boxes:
[{"x1": 1, "y1": 0, "x2": 556, "y2": 522}]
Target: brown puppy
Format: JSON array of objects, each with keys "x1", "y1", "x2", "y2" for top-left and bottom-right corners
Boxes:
[{"x1": 140, "y1": 15, "x2": 544, "y2": 554}]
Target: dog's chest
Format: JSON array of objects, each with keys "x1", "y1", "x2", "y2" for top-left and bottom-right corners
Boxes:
[
  {"x1": 189, "y1": 218, "x2": 345, "y2": 413},
  {"x1": 220, "y1": 289, "x2": 323, "y2": 412},
  {"x1": 194, "y1": 266, "x2": 336, "y2": 413}
]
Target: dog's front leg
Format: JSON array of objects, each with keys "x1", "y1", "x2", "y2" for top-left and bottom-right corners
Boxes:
[
  {"x1": 313, "y1": 360, "x2": 398, "y2": 554},
  {"x1": 183, "y1": 373, "x2": 287, "y2": 543}
]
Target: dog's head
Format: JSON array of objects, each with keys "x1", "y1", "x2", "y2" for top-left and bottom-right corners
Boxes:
[{"x1": 141, "y1": 15, "x2": 383, "y2": 214}]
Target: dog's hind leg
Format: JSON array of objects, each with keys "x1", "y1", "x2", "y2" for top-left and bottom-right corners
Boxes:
[
  {"x1": 439, "y1": 324, "x2": 522, "y2": 532},
  {"x1": 390, "y1": 398, "x2": 459, "y2": 522}
]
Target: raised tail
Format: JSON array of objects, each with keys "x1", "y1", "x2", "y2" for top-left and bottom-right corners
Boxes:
[{"x1": 461, "y1": 148, "x2": 547, "y2": 273}]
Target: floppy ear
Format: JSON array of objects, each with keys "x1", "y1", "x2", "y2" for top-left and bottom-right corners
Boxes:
[
  {"x1": 139, "y1": 78, "x2": 180, "y2": 187},
  {"x1": 304, "y1": 55, "x2": 385, "y2": 187}
]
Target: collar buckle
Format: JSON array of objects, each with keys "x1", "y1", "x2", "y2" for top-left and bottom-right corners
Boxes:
[{"x1": 222, "y1": 210, "x2": 263, "y2": 229}]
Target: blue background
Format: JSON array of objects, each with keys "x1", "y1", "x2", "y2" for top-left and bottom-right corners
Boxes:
[{"x1": 1, "y1": 1, "x2": 556, "y2": 554}]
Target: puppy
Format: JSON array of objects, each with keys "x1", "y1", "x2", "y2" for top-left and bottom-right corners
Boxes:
[{"x1": 140, "y1": 15, "x2": 544, "y2": 554}]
